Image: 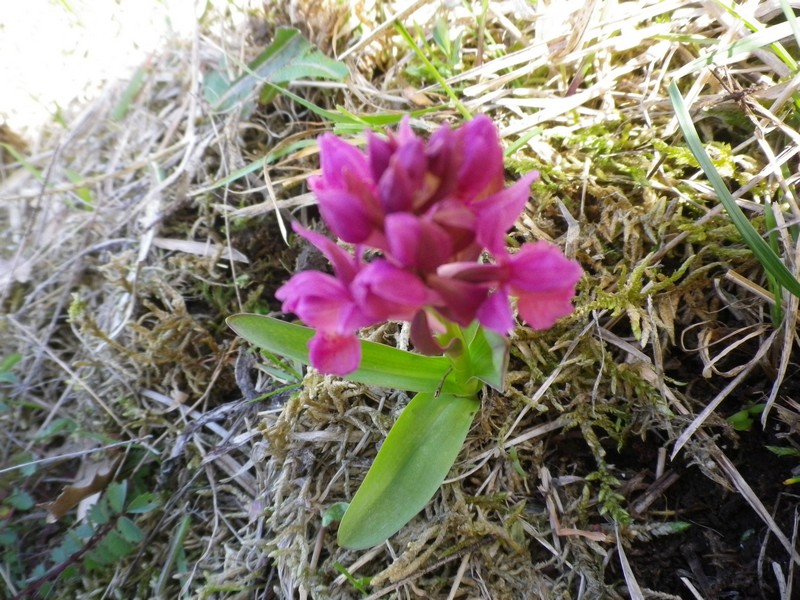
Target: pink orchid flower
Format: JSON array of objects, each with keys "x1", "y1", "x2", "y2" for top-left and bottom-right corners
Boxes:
[{"x1": 277, "y1": 116, "x2": 583, "y2": 375}]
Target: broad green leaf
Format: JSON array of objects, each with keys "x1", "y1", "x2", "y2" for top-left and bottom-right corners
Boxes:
[
  {"x1": 209, "y1": 27, "x2": 349, "y2": 111},
  {"x1": 669, "y1": 82, "x2": 800, "y2": 299},
  {"x1": 466, "y1": 327, "x2": 508, "y2": 391},
  {"x1": 227, "y1": 314, "x2": 459, "y2": 393},
  {"x1": 337, "y1": 391, "x2": 480, "y2": 549}
]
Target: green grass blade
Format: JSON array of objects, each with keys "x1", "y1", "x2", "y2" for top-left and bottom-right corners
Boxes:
[
  {"x1": 227, "y1": 314, "x2": 456, "y2": 393},
  {"x1": 763, "y1": 201, "x2": 785, "y2": 325},
  {"x1": 780, "y1": 0, "x2": 800, "y2": 54},
  {"x1": 394, "y1": 20, "x2": 471, "y2": 119},
  {"x1": 674, "y1": 21, "x2": 795, "y2": 77},
  {"x1": 337, "y1": 391, "x2": 480, "y2": 549},
  {"x1": 668, "y1": 81, "x2": 800, "y2": 299}
]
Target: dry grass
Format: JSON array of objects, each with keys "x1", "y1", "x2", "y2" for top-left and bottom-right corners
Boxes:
[{"x1": 3, "y1": 0, "x2": 800, "y2": 598}]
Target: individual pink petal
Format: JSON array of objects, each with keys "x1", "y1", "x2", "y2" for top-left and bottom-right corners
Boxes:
[
  {"x1": 426, "y1": 274, "x2": 489, "y2": 326},
  {"x1": 312, "y1": 188, "x2": 376, "y2": 244},
  {"x1": 424, "y1": 123, "x2": 458, "y2": 205},
  {"x1": 476, "y1": 290, "x2": 515, "y2": 334},
  {"x1": 507, "y1": 242, "x2": 583, "y2": 293},
  {"x1": 377, "y1": 158, "x2": 414, "y2": 214},
  {"x1": 516, "y1": 288, "x2": 577, "y2": 330},
  {"x1": 317, "y1": 134, "x2": 371, "y2": 189},
  {"x1": 352, "y1": 261, "x2": 434, "y2": 321},
  {"x1": 475, "y1": 172, "x2": 538, "y2": 254},
  {"x1": 292, "y1": 223, "x2": 359, "y2": 283},
  {"x1": 385, "y1": 213, "x2": 453, "y2": 271},
  {"x1": 429, "y1": 200, "x2": 479, "y2": 258},
  {"x1": 436, "y1": 261, "x2": 503, "y2": 284},
  {"x1": 455, "y1": 115, "x2": 505, "y2": 201},
  {"x1": 366, "y1": 130, "x2": 395, "y2": 181},
  {"x1": 505, "y1": 242, "x2": 582, "y2": 330},
  {"x1": 377, "y1": 138, "x2": 428, "y2": 213},
  {"x1": 394, "y1": 115, "x2": 418, "y2": 145},
  {"x1": 308, "y1": 331, "x2": 362, "y2": 375},
  {"x1": 275, "y1": 271, "x2": 358, "y2": 331}
]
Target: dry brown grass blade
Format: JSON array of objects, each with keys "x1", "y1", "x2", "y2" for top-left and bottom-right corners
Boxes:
[
  {"x1": 615, "y1": 523, "x2": 644, "y2": 600},
  {"x1": 672, "y1": 329, "x2": 777, "y2": 460}
]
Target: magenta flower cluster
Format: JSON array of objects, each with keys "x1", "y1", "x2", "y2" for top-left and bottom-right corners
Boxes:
[{"x1": 276, "y1": 116, "x2": 582, "y2": 375}]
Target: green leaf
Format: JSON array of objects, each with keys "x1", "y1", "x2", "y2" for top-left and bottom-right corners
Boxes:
[
  {"x1": 227, "y1": 314, "x2": 458, "y2": 393},
  {"x1": 669, "y1": 82, "x2": 800, "y2": 299},
  {"x1": 727, "y1": 403, "x2": 765, "y2": 431},
  {"x1": 0, "y1": 352, "x2": 22, "y2": 374},
  {"x1": 5, "y1": 489, "x2": 34, "y2": 511},
  {"x1": 126, "y1": 492, "x2": 161, "y2": 514},
  {"x1": 88, "y1": 499, "x2": 111, "y2": 526},
  {"x1": 209, "y1": 27, "x2": 348, "y2": 112},
  {"x1": 33, "y1": 417, "x2": 78, "y2": 441},
  {"x1": 394, "y1": 20, "x2": 470, "y2": 119},
  {"x1": 0, "y1": 530, "x2": 17, "y2": 545},
  {"x1": 106, "y1": 480, "x2": 127, "y2": 514},
  {"x1": 322, "y1": 502, "x2": 349, "y2": 527},
  {"x1": 110, "y1": 63, "x2": 148, "y2": 121},
  {"x1": 117, "y1": 516, "x2": 144, "y2": 543},
  {"x1": 466, "y1": 326, "x2": 508, "y2": 391},
  {"x1": 103, "y1": 529, "x2": 134, "y2": 559},
  {"x1": 334, "y1": 563, "x2": 371, "y2": 595},
  {"x1": 337, "y1": 391, "x2": 480, "y2": 549},
  {"x1": 766, "y1": 445, "x2": 800, "y2": 457}
]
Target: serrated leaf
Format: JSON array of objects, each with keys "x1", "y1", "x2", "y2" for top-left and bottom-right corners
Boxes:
[
  {"x1": 210, "y1": 27, "x2": 348, "y2": 112},
  {"x1": 106, "y1": 480, "x2": 127, "y2": 514},
  {"x1": 103, "y1": 529, "x2": 133, "y2": 559},
  {"x1": 227, "y1": 314, "x2": 459, "y2": 393},
  {"x1": 88, "y1": 498, "x2": 110, "y2": 526},
  {"x1": 116, "y1": 516, "x2": 145, "y2": 543},
  {"x1": 338, "y1": 391, "x2": 480, "y2": 549}
]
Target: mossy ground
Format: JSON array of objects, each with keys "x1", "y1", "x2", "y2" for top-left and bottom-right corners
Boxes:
[{"x1": 2, "y1": 1, "x2": 800, "y2": 598}]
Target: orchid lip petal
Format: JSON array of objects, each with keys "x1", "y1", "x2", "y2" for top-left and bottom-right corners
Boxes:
[{"x1": 308, "y1": 332, "x2": 362, "y2": 375}]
